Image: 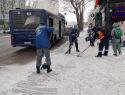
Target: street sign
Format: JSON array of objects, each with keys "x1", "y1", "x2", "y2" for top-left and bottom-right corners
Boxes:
[
  {"x1": 103, "y1": 0, "x2": 125, "y2": 3},
  {"x1": 91, "y1": 13, "x2": 94, "y2": 17}
]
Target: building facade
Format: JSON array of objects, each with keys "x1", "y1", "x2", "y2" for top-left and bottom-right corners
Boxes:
[
  {"x1": 94, "y1": 0, "x2": 125, "y2": 32},
  {"x1": 36, "y1": 0, "x2": 59, "y2": 14},
  {"x1": 0, "y1": 0, "x2": 25, "y2": 29}
]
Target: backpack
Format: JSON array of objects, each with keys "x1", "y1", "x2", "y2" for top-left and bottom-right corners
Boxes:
[{"x1": 115, "y1": 28, "x2": 122, "y2": 39}]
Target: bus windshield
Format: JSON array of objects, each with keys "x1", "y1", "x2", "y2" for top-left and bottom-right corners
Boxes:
[{"x1": 11, "y1": 11, "x2": 41, "y2": 28}]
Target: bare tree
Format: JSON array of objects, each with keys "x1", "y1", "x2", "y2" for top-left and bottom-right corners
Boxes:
[
  {"x1": 11, "y1": 0, "x2": 16, "y2": 9},
  {"x1": 25, "y1": 0, "x2": 38, "y2": 8},
  {"x1": 59, "y1": 0, "x2": 93, "y2": 31},
  {"x1": 19, "y1": 1, "x2": 22, "y2": 8},
  {"x1": 0, "y1": 0, "x2": 6, "y2": 29}
]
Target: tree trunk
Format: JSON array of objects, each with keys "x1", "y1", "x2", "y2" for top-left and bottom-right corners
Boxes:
[
  {"x1": 76, "y1": 10, "x2": 80, "y2": 31},
  {"x1": 79, "y1": 12, "x2": 83, "y2": 31}
]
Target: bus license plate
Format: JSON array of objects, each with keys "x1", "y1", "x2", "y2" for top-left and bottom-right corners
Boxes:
[{"x1": 24, "y1": 42, "x2": 31, "y2": 44}]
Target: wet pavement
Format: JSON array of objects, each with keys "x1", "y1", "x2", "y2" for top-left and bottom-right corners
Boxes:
[{"x1": 0, "y1": 34, "x2": 68, "y2": 66}]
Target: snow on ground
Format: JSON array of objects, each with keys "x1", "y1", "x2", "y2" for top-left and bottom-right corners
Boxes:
[{"x1": 0, "y1": 28, "x2": 125, "y2": 95}]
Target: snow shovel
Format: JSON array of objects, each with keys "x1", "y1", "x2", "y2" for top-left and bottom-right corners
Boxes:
[
  {"x1": 77, "y1": 39, "x2": 98, "y2": 57},
  {"x1": 41, "y1": 58, "x2": 47, "y2": 70},
  {"x1": 65, "y1": 37, "x2": 79, "y2": 54}
]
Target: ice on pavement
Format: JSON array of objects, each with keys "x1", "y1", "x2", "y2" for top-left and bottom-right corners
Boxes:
[{"x1": 0, "y1": 28, "x2": 125, "y2": 95}]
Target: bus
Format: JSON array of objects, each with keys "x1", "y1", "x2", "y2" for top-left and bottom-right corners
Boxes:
[{"x1": 9, "y1": 9, "x2": 65, "y2": 47}]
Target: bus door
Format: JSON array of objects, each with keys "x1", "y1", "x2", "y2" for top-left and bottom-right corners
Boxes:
[
  {"x1": 49, "y1": 18, "x2": 53, "y2": 27},
  {"x1": 95, "y1": 13, "x2": 102, "y2": 26},
  {"x1": 48, "y1": 18, "x2": 53, "y2": 42},
  {"x1": 59, "y1": 20, "x2": 61, "y2": 38}
]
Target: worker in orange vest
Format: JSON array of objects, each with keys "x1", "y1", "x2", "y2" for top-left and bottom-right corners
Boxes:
[{"x1": 91, "y1": 26, "x2": 108, "y2": 57}]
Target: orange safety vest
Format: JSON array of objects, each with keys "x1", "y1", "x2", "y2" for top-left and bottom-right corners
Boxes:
[{"x1": 97, "y1": 30, "x2": 104, "y2": 39}]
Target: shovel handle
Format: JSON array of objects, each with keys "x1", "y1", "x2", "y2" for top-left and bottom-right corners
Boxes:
[
  {"x1": 65, "y1": 37, "x2": 79, "y2": 54},
  {"x1": 77, "y1": 39, "x2": 98, "y2": 57}
]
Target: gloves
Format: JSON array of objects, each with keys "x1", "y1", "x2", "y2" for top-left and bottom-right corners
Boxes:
[
  {"x1": 71, "y1": 42, "x2": 73, "y2": 45},
  {"x1": 91, "y1": 38, "x2": 95, "y2": 43},
  {"x1": 77, "y1": 34, "x2": 79, "y2": 37},
  {"x1": 90, "y1": 39, "x2": 94, "y2": 46}
]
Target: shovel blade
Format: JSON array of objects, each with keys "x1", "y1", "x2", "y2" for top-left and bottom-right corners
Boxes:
[
  {"x1": 77, "y1": 54, "x2": 80, "y2": 57},
  {"x1": 41, "y1": 63, "x2": 47, "y2": 70},
  {"x1": 65, "y1": 52, "x2": 68, "y2": 54}
]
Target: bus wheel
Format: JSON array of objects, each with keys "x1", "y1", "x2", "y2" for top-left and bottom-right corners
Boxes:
[{"x1": 12, "y1": 45, "x2": 16, "y2": 47}]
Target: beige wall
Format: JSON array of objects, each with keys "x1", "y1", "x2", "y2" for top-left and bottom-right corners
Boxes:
[
  {"x1": 36, "y1": 0, "x2": 59, "y2": 14},
  {"x1": 88, "y1": 10, "x2": 95, "y2": 26}
]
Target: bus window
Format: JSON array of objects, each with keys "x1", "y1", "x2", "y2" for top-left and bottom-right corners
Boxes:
[
  {"x1": 11, "y1": 11, "x2": 41, "y2": 28},
  {"x1": 49, "y1": 18, "x2": 53, "y2": 27}
]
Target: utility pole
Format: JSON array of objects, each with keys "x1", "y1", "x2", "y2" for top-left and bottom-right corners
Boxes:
[{"x1": 106, "y1": 0, "x2": 109, "y2": 29}]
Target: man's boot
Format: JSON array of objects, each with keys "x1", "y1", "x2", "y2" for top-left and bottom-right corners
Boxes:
[
  {"x1": 47, "y1": 65, "x2": 52, "y2": 73},
  {"x1": 113, "y1": 54, "x2": 117, "y2": 56},
  {"x1": 119, "y1": 51, "x2": 122, "y2": 55},
  {"x1": 102, "y1": 50, "x2": 108, "y2": 56},
  {"x1": 95, "y1": 55, "x2": 102, "y2": 57},
  {"x1": 36, "y1": 66, "x2": 40, "y2": 74},
  {"x1": 96, "y1": 52, "x2": 102, "y2": 57},
  {"x1": 69, "y1": 49, "x2": 71, "y2": 54},
  {"x1": 75, "y1": 43, "x2": 80, "y2": 52},
  {"x1": 102, "y1": 54, "x2": 107, "y2": 56}
]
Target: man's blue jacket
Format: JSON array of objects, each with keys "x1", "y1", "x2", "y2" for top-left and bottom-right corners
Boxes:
[
  {"x1": 69, "y1": 28, "x2": 80, "y2": 42},
  {"x1": 35, "y1": 24, "x2": 54, "y2": 49}
]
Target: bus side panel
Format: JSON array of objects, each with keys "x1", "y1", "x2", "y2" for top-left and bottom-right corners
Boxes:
[
  {"x1": 59, "y1": 20, "x2": 64, "y2": 39},
  {"x1": 61, "y1": 20, "x2": 65, "y2": 38},
  {"x1": 53, "y1": 17, "x2": 59, "y2": 41}
]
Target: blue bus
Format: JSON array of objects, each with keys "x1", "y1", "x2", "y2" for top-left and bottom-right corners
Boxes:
[{"x1": 9, "y1": 9, "x2": 65, "y2": 47}]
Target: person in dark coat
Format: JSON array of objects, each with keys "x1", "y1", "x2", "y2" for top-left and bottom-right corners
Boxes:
[
  {"x1": 101, "y1": 27, "x2": 110, "y2": 56},
  {"x1": 91, "y1": 26, "x2": 110, "y2": 57},
  {"x1": 69, "y1": 27, "x2": 80, "y2": 54},
  {"x1": 35, "y1": 22, "x2": 54, "y2": 74},
  {"x1": 87, "y1": 23, "x2": 94, "y2": 46}
]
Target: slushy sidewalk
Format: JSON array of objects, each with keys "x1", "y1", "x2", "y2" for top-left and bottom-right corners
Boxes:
[{"x1": 0, "y1": 28, "x2": 125, "y2": 95}]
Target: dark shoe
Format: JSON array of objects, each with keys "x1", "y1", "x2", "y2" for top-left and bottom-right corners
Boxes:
[
  {"x1": 69, "y1": 51, "x2": 71, "y2": 54},
  {"x1": 113, "y1": 54, "x2": 117, "y2": 56},
  {"x1": 69, "y1": 49, "x2": 71, "y2": 54},
  {"x1": 47, "y1": 65, "x2": 52, "y2": 73},
  {"x1": 119, "y1": 51, "x2": 122, "y2": 55},
  {"x1": 75, "y1": 43, "x2": 80, "y2": 52},
  {"x1": 36, "y1": 66, "x2": 40, "y2": 74},
  {"x1": 102, "y1": 54, "x2": 107, "y2": 56},
  {"x1": 76, "y1": 50, "x2": 80, "y2": 52},
  {"x1": 95, "y1": 55, "x2": 102, "y2": 57}
]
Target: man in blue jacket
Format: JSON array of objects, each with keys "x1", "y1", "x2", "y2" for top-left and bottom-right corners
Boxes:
[
  {"x1": 35, "y1": 22, "x2": 54, "y2": 74},
  {"x1": 69, "y1": 28, "x2": 80, "y2": 54}
]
